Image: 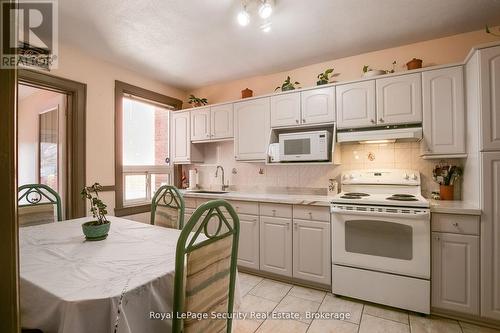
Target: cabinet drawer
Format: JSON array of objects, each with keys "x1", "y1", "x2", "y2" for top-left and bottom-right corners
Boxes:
[
  {"x1": 432, "y1": 213, "x2": 480, "y2": 235},
  {"x1": 293, "y1": 205, "x2": 330, "y2": 222},
  {"x1": 260, "y1": 203, "x2": 292, "y2": 218},
  {"x1": 227, "y1": 200, "x2": 259, "y2": 215},
  {"x1": 184, "y1": 197, "x2": 197, "y2": 209}
]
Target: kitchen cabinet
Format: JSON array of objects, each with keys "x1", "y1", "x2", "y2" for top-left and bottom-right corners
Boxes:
[
  {"x1": 190, "y1": 107, "x2": 210, "y2": 141},
  {"x1": 422, "y1": 66, "x2": 465, "y2": 157},
  {"x1": 336, "y1": 80, "x2": 376, "y2": 129},
  {"x1": 431, "y1": 232, "x2": 479, "y2": 315},
  {"x1": 301, "y1": 87, "x2": 335, "y2": 125},
  {"x1": 479, "y1": 46, "x2": 500, "y2": 151},
  {"x1": 237, "y1": 213, "x2": 260, "y2": 270},
  {"x1": 270, "y1": 91, "x2": 301, "y2": 127},
  {"x1": 376, "y1": 73, "x2": 422, "y2": 125},
  {"x1": 481, "y1": 152, "x2": 500, "y2": 320},
  {"x1": 191, "y1": 104, "x2": 233, "y2": 142},
  {"x1": 259, "y1": 216, "x2": 293, "y2": 277},
  {"x1": 172, "y1": 111, "x2": 203, "y2": 164},
  {"x1": 211, "y1": 104, "x2": 233, "y2": 140},
  {"x1": 234, "y1": 97, "x2": 270, "y2": 161},
  {"x1": 292, "y1": 219, "x2": 331, "y2": 285}
]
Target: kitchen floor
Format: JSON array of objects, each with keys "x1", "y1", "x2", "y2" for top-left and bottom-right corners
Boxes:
[{"x1": 235, "y1": 273, "x2": 500, "y2": 333}]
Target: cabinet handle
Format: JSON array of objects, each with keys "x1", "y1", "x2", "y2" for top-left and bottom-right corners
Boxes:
[
  {"x1": 434, "y1": 235, "x2": 440, "y2": 241},
  {"x1": 379, "y1": 118, "x2": 385, "y2": 123},
  {"x1": 295, "y1": 119, "x2": 299, "y2": 124},
  {"x1": 294, "y1": 222, "x2": 298, "y2": 229},
  {"x1": 452, "y1": 222, "x2": 459, "y2": 227},
  {"x1": 302, "y1": 119, "x2": 306, "y2": 123},
  {"x1": 370, "y1": 119, "x2": 375, "y2": 124}
]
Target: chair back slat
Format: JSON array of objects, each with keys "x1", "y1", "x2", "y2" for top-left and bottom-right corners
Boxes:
[
  {"x1": 150, "y1": 185, "x2": 184, "y2": 229},
  {"x1": 172, "y1": 200, "x2": 239, "y2": 333}
]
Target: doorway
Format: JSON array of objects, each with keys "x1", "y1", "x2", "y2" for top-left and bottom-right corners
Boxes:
[{"x1": 18, "y1": 84, "x2": 68, "y2": 217}]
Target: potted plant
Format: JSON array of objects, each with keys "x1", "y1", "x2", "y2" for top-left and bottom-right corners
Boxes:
[
  {"x1": 486, "y1": 25, "x2": 500, "y2": 37},
  {"x1": 275, "y1": 76, "x2": 300, "y2": 92},
  {"x1": 188, "y1": 94, "x2": 208, "y2": 107},
  {"x1": 362, "y1": 61, "x2": 396, "y2": 78},
  {"x1": 316, "y1": 68, "x2": 335, "y2": 85},
  {"x1": 432, "y1": 165, "x2": 463, "y2": 200},
  {"x1": 81, "y1": 183, "x2": 110, "y2": 241}
]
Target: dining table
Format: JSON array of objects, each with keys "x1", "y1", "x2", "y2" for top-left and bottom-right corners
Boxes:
[{"x1": 19, "y1": 216, "x2": 241, "y2": 333}]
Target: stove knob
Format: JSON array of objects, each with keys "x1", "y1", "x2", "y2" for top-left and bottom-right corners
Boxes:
[
  {"x1": 343, "y1": 174, "x2": 349, "y2": 180},
  {"x1": 411, "y1": 173, "x2": 417, "y2": 180},
  {"x1": 403, "y1": 173, "x2": 409, "y2": 180},
  {"x1": 349, "y1": 174, "x2": 354, "y2": 179}
]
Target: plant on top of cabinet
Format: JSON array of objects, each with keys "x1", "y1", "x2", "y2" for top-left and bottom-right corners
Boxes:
[
  {"x1": 362, "y1": 61, "x2": 396, "y2": 78},
  {"x1": 485, "y1": 25, "x2": 500, "y2": 37},
  {"x1": 275, "y1": 76, "x2": 300, "y2": 91},
  {"x1": 188, "y1": 94, "x2": 208, "y2": 107},
  {"x1": 316, "y1": 68, "x2": 337, "y2": 85}
]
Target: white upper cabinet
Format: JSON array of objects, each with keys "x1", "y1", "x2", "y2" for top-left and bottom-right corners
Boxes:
[
  {"x1": 211, "y1": 104, "x2": 233, "y2": 140},
  {"x1": 172, "y1": 111, "x2": 191, "y2": 162},
  {"x1": 336, "y1": 80, "x2": 376, "y2": 129},
  {"x1": 376, "y1": 73, "x2": 422, "y2": 125},
  {"x1": 190, "y1": 107, "x2": 210, "y2": 141},
  {"x1": 422, "y1": 66, "x2": 465, "y2": 156},
  {"x1": 270, "y1": 92, "x2": 301, "y2": 127},
  {"x1": 480, "y1": 46, "x2": 500, "y2": 151},
  {"x1": 234, "y1": 97, "x2": 270, "y2": 161},
  {"x1": 301, "y1": 87, "x2": 335, "y2": 125}
]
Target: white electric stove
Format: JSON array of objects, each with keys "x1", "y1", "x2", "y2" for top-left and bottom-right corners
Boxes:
[{"x1": 330, "y1": 169, "x2": 431, "y2": 314}]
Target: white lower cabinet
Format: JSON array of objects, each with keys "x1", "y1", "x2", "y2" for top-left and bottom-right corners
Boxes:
[
  {"x1": 293, "y1": 219, "x2": 331, "y2": 285},
  {"x1": 259, "y1": 216, "x2": 293, "y2": 277},
  {"x1": 237, "y1": 213, "x2": 260, "y2": 270}
]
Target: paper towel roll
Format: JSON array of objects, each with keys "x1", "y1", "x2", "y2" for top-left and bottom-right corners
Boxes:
[{"x1": 188, "y1": 170, "x2": 198, "y2": 189}]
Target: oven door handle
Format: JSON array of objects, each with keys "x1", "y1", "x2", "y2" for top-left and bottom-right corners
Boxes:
[{"x1": 331, "y1": 207, "x2": 430, "y2": 219}]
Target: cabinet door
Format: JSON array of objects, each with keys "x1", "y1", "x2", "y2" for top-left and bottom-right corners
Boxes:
[
  {"x1": 259, "y1": 216, "x2": 292, "y2": 277},
  {"x1": 336, "y1": 80, "x2": 376, "y2": 129},
  {"x1": 293, "y1": 219, "x2": 331, "y2": 285},
  {"x1": 270, "y1": 92, "x2": 301, "y2": 127},
  {"x1": 190, "y1": 107, "x2": 210, "y2": 141},
  {"x1": 237, "y1": 214, "x2": 260, "y2": 270},
  {"x1": 234, "y1": 97, "x2": 270, "y2": 161},
  {"x1": 376, "y1": 73, "x2": 422, "y2": 125},
  {"x1": 172, "y1": 111, "x2": 191, "y2": 162},
  {"x1": 481, "y1": 152, "x2": 500, "y2": 320},
  {"x1": 480, "y1": 46, "x2": 500, "y2": 151},
  {"x1": 422, "y1": 67, "x2": 465, "y2": 155},
  {"x1": 432, "y1": 232, "x2": 479, "y2": 315},
  {"x1": 301, "y1": 87, "x2": 335, "y2": 125},
  {"x1": 211, "y1": 104, "x2": 233, "y2": 140}
]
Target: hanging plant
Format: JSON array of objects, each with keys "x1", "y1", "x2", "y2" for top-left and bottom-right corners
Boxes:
[{"x1": 275, "y1": 76, "x2": 300, "y2": 92}]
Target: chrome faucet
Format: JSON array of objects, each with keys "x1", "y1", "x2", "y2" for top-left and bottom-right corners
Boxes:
[{"x1": 215, "y1": 165, "x2": 229, "y2": 191}]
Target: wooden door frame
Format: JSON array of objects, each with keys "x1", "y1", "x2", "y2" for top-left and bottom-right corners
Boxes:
[{"x1": 18, "y1": 69, "x2": 87, "y2": 219}]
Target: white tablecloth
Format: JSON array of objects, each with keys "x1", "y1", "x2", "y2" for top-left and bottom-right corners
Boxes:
[{"x1": 20, "y1": 216, "x2": 240, "y2": 333}]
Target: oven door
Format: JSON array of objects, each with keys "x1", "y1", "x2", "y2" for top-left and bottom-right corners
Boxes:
[{"x1": 331, "y1": 205, "x2": 430, "y2": 279}]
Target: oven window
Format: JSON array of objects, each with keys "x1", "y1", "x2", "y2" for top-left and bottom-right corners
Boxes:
[
  {"x1": 284, "y1": 138, "x2": 311, "y2": 155},
  {"x1": 345, "y1": 220, "x2": 413, "y2": 260}
]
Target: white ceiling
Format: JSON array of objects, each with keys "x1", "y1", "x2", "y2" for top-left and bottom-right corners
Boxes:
[{"x1": 59, "y1": 0, "x2": 500, "y2": 90}]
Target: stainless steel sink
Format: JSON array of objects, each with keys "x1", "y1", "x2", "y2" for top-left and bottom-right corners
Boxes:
[{"x1": 187, "y1": 190, "x2": 229, "y2": 194}]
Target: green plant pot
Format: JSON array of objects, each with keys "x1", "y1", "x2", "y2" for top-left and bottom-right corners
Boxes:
[
  {"x1": 317, "y1": 80, "x2": 329, "y2": 85},
  {"x1": 82, "y1": 221, "x2": 110, "y2": 241},
  {"x1": 281, "y1": 86, "x2": 295, "y2": 91}
]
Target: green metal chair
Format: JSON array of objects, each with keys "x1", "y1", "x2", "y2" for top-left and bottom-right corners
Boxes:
[
  {"x1": 172, "y1": 199, "x2": 240, "y2": 333},
  {"x1": 150, "y1": 185, "x2": 185, "y2": 229},
  {"x1": 18, "y1": 184, "x2": 62, "y2": 226}
]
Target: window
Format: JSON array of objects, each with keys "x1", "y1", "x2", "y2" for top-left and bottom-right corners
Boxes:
[
  {"x1": 122, "y1": 97, "x2": 173, "y2": 206},
  {"x1": 114, "y1": 80, "x2": 182, "y2": 216}
]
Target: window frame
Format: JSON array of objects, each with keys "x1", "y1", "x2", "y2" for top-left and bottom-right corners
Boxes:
[{"x1": 114, "y1": 81, "x2": 182, "y2": 217}]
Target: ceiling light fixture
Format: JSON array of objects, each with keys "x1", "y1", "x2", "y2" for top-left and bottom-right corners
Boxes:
[
  {"x1": 260, "y1": 22, "x2": 272, "y2": 33},
  {"x1": 258, "y1": 0, "x2": 273, "y2": 19},
  {"x1": 237, "y1": 4, "x2": 250, "y2": 26}
]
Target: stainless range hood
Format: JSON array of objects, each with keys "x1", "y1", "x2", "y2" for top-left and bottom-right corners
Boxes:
[{"x1": 337, "y1": 126, "x2": 423, "y2": 143}]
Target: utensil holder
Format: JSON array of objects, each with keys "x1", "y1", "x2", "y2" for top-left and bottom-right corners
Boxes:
[{"x1": 439, "y1": 185, "x2": 454, "y2": 200}]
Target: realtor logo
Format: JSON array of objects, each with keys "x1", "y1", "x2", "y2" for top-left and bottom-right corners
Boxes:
[{"x1": 1, "y1": 0, "x2": 58, "y2": 69}]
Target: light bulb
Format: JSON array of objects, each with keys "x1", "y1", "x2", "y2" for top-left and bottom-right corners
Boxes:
[
  {"x1": 237, "y1": 8, "x2": 250, "y2": 26},
  {"x1": 259, "y1": 2, "x2": 273, "y2": 19}
]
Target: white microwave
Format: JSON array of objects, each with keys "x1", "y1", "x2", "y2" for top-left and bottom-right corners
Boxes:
[{"x1": 279, "y1": 130, "x2": 331, "y2": 162}]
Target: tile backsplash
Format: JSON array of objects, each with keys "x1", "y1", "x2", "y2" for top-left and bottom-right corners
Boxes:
[{"x1": 183, "y1": 141, "x2": 464, "y2": 198}]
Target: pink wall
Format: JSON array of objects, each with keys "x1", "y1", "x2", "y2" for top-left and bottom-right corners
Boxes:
[{"x1": 188, "y1": 27, "x2": 500, "y2": 104}]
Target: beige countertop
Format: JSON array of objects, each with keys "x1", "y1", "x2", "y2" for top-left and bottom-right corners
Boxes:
[
  {"x1": 182, "y1": 191, "x2": 482, "y2": 215},
  {"x1": 429, "y1": 200, "x2": 482, "y2": 215},
  {"x1": 181, "y1": 190, "x2": 332, "y2": 207}
]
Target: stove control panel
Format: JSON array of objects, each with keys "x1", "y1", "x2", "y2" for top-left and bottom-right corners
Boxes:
[{"x1": 341, "y1": 169, "x2": 421, "y2": 185}]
